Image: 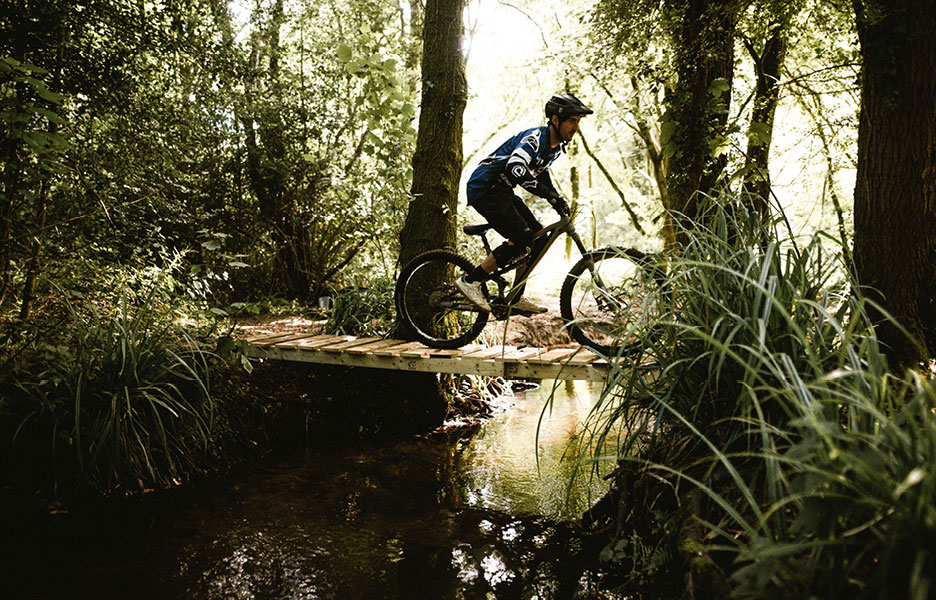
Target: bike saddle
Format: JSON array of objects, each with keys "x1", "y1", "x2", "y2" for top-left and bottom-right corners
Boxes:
[{"x1": 463, "y1": 223, "x2": 493, "y2": 236}]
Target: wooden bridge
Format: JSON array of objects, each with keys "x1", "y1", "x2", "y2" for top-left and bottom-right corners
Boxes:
[{"x1": 245, "y1": 332, "x2": 622, "y2": 382}]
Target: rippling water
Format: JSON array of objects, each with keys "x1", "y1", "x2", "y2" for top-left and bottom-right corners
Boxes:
[{"x1": 5, "y1": 379, "x2": 628, "y2": 599}]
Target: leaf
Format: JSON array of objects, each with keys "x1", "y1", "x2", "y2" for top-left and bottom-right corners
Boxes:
[
  {"x1": 227, "y1": 261, "x2": 249, "y2": 268},
  {"x1": 747, "y1": 122, "x2": 773, "y2": 146},
  {"x1": 708, "y1": 77, "x2": 730, "y2": 97},
  {"x1": 894, "y1": 467, "x2": 925, "y2": 498},
  {"x1": 201, "y1": 240, "x2": 221, "y2": 250},
  {"x1": 337, "y1": 43, "x2": 353, "y2": 63},
  {"x1": 33, "y1": 107, "x2": 66, "y2": 124},
  {"x1": 20, "y1": 77, "x2": 64, "y2": 103},
  {"x1": 209, "y1": 307, "x2": 228, "y2": 316}
]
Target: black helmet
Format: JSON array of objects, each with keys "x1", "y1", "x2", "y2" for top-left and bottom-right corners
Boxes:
[{"x1": 545, "y1": 93, "x2": 594, "y2": 121}]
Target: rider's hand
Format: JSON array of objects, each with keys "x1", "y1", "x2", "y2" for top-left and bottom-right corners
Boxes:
[{"x1": 550, "y1": 195, "x2": 570, "y2": 216}]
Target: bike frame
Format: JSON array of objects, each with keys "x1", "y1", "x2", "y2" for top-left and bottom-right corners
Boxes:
[{"x1": 479, "y1": 212, "x2": 592, "y2": 316}]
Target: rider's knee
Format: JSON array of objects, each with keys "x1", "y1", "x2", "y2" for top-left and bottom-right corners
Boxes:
[{"x1": 492, "y1": 241, "x2": 529, "y2": 265}]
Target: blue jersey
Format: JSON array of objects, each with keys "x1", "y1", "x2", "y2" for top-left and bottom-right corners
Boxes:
[{"x1": 466, "y1": 125, "x2": 563, "y2": 205}]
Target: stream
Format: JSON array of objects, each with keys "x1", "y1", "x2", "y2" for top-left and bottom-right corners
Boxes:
[{"x1": 4, "y1": 379, "x2": 630, "y2": 599}]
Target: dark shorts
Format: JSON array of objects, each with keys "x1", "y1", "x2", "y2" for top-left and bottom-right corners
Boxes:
[{"x1": 469, "y1": 185, "x2": 543, "y2": 245}]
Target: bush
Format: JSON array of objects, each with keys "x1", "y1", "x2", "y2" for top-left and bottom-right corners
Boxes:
[{"x1": 0, "y1": 289, "x2": 214, "y2": 495}]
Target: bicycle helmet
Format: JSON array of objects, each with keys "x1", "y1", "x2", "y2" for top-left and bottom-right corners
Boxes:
[{"x1": 544, "y1": 93, "x2": 594, "y2": 121}]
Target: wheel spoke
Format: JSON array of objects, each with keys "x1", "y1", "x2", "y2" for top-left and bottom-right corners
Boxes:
[
  {"x1": 397, "y1": 250, "x2": 489, "y2": 348},
  {"x1": 561, "y1": 248, "x2": 662, "y2": 354}
]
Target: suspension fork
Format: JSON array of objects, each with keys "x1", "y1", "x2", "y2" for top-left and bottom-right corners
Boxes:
[{"x1": 567, "y1": 228, "x2": 609, "y2": 289}]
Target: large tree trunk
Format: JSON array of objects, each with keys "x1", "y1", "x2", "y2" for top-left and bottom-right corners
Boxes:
[
  {"x1": 662, "y1": 0, "x2": 739, "y2": 248},
  {"x1": 397, "y1": 0, "x2": 466, "y2": 267},
  {"x1": 852, "y1": 0, "x2": 936, "y2": 364}
]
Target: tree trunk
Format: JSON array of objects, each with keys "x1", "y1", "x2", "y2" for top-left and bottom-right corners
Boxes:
[
  {"x1": 18, "y1": 181, "x2": 47, "y2": 321},
  {"x1": 742, "y1": 16, "x2": 790, "y2": 217},
  {"x1": 662, "y1": 0, "x2": 739, "y2": 247},
  {"x1": 852, "y1": 0, "x2": 936, "y2": 364},
  {"x1": 398, "y1": 0, "x2": 466, "y2": 266}
]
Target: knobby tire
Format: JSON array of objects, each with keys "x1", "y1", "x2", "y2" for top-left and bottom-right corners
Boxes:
[
  {"x1": 395, "y1": 250, "x2": 489, "y2": 349},
  {"x1": 560, "y1": 247, "x2": 663, "y2": 356}
]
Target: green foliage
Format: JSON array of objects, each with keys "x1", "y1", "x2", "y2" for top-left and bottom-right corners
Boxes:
[
  {"x1": 0, "y1": 0, "x2": 420, "y2": 316},
  {"x1": 1, "y1": 289, "x2": 215, "y2": 494},
  {"x1": 324, "y1": 277, "x2": 395, "y2": 338},
  {"x1": 0, "y1": 57, "x2": 68, "y2": 168},
  {"x1": 0, "y1": 56, "x2": 70, "y2": 305},
  {"x1": 584, "y1": 196, "x2": 936, "y2": 596}
]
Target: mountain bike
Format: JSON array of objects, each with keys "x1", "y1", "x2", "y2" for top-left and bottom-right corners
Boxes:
[{"x1": 394, "y1": 206, "x2": 667, "y2": 355}]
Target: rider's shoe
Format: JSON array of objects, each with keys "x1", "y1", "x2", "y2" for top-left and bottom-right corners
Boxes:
[
  {"x1": 511, "y1": 296, "x2": 548, "y2": 314},
  {"x1": 455, "y1": 277, "x2": 492, "y2": 312}
]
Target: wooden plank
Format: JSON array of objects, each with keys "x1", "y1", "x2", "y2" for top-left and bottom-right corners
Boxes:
[
  {"x1": 243, "y1": 334, "x2": 632, "y2": 382},
  {"x1": 268, "y1": 333, "x2": 334, "y2": 348},
  {"x1": 400, "y1": 346, "x2": 433, "y2": 358},
  {"x1": 427, "y1": 344, "x2": 483, "y2": 359},
  {"x1": 294, "y1": 335, "x2": 355, "y2": 350},
  {"x1": 459, "y1": 346, "x2": 515, "y2": 359},
  {"x1": 564, "y1": 351, "x2": 601, "y2": 365},
  {"x1": 320, "y1": 337, "x2": 383, "y2": 352},
  {"x1": 591, "y1": 356, "x2": 631, "y2": 368},
  {"x1": 526, "y1": 348, "x2": 580, "y2": 364},
  {"x1": 343, "y1": 338, "x2": 408, "y2": 355},
  {"x1": 505, "y1": 360, "x2": 608, "y2": 381},
  {"x1": 372, "y1": 341, "x2": 430, "y2": 356},
  {"x1": 500, "y1": 347, "x2": 544, "y2": 362},
  {"x1": 244, "y1": 332, "x2": 292, "y2": 344},
  {"x1": 246, "y1": 344, "x2": 613, "y2": 381},
  {"x1": 247, "y1": 344, "x2": 506, "y2": 377},
  {"x1": 251, "y1": 332, "x2": 320, "y2": 346}
]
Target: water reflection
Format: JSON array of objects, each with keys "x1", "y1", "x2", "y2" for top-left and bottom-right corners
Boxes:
[
  {"x1": 9, "y1": 379, "x2": 629, "y2": 599},
  {"x1": 455, "y1": 379, "x2": 617, "y2": 519}
]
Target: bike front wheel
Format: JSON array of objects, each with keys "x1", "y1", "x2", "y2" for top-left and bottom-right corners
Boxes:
[
  {"x1": 560, "y1": 247, "x2": 665, "y2": 355},
  {"x1": 396, "y1": 250, "x2": 490, "y2": 349}
]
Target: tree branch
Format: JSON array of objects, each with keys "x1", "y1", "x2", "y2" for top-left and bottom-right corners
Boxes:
[{"x1": 577, "y1": 131, "x2": 644, "y2": 234}]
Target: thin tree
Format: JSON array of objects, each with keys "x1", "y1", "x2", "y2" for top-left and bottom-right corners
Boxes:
[{"x1": 740, "y1": 12, "x2": 791, "y2": 217}]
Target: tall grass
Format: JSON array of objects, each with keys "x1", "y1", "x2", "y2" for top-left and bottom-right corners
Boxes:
[
  {"x1": 585, "y1": 198, "x2": 936, "y2": 598},
  {"x1": 324, "y1": 276, "x2": 396, "y2": 337},
  {"x1": 1, "y1": 288, "x2": 215, "y2": 495}
]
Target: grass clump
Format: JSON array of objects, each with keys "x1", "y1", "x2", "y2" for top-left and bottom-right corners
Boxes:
[
  {"x1": 324, "y1": 276, "x2": 396, "y2": 337},
  {"x1": 584, "y1": 197, "x2": 936, "y2": 599},
  {"x1": 1, "y1": 288, "x2": 215, "y2": 497}
]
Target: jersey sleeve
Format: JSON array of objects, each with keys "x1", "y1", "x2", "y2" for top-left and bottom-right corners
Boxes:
[
  {"x1": 534, "y1": 169, "x2": 559, "y2": 199},
  {"x1": 503, "y1": 130, "x2": 557, "y2": 199}
]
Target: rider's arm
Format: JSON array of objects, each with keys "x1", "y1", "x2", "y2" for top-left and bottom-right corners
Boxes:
[
  {"x1": 504, "y1": 130, "x2": 558, "y2": 200},
  {"x1": 533, "y1": 169, "x2": 561, "y2": 200}
]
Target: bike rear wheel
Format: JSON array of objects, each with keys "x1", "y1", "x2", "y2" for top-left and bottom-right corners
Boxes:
[
  {"x1": 560, "y1": 247, "x2": 665, "y2": 355},
  {"x1": 396, "y1": 250, "x2": 490, "y2": 349}
]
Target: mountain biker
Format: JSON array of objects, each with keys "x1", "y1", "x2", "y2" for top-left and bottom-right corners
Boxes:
[{"x1": 456, "y1": 92, "x2": 594, "y2": 313}]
